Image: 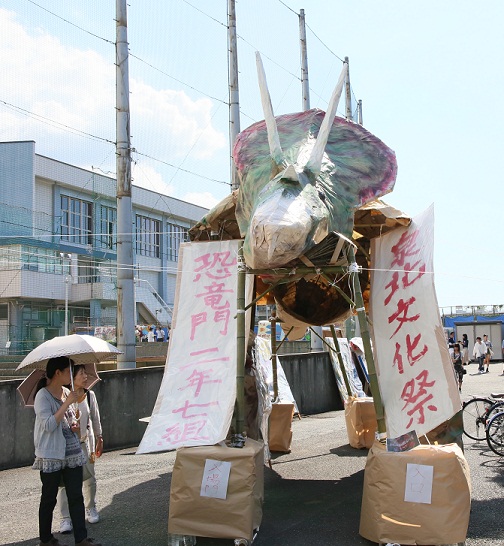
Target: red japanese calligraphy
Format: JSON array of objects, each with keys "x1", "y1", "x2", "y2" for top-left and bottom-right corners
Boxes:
[
  {"x1": 196, "y1": 282, "x2": 233, "y2": 309},
  {"x1": 405, "y1": 333, "x2": 428, "y2": 365},
  {"x1": 193, "y1": 251, "x2": 237, "y2": 282},
  {"x1": 172, "y1": 400, "x2": 219, "y2": 419},
  {"x1": 393, "y1": 334, "x2": 429, "y2": 374},
  {"x1": 214, "y1": 308, "x2": 231, "y2": 336},
  {"x1": 384, "y1": 263, "x2": 426, "y2": 307},
  {"x1": 384, "y1": 271, "x2": 399, "y2": 306},
  {"x1": 190, "y1": 312, "x2": 207, "y2": 340},
  {"x1": 400, "y1": 370, "x2": 438, "y2": 429},
  {"x1": 158, "y1": 420, "x2": 209, "y2": 445},
  {"x1": 402, "y1": 260, "x2": 426, "y2": 287},
  {"x1": 390, "y1": 229, "x2": 420, "y2": 268},
  {"x1": 180, "y1": 368, "x2": 222, "y2": 397},
  {"x1": 393, "y1": 342, "x2": 404, "y2": 374},
  {"x1": 388, "y1": 297, "x2": 420, "y2": 338}
]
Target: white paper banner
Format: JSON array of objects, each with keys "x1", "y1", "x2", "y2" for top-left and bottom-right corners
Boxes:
[
  {"x1": 254, "y1": 337, "x2": 298, "y2": 411},
  {"x1": 137, "y1": 240, "x2": 241, "y2": 453},
  {"x1": 370, "y1": 205, "x2": 459, "y2": 439},
  {"x1": 326, "y1": 337, "x2": 366, "y2": 401}
]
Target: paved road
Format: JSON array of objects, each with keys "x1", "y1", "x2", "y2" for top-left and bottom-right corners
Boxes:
[{"x1": 1, "y1": 365, "x2": 503, "y2": 546}]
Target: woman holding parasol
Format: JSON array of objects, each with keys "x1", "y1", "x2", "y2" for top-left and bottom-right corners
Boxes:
[
  {"x1": 32, "y1": 356, "x2": 102, "y2": 546},
  {"x1": 57, "y1": 363, "x2": 103, "y2": 533}
]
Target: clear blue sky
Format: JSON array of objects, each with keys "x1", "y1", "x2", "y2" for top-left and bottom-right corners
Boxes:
[{"x1": 1, "y1": 0, "x2": 503, "y2": 308}]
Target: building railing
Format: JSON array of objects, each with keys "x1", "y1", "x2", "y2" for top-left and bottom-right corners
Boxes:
[{"x1": 440, "y1": 304, "x2": 504, "y2": 317}]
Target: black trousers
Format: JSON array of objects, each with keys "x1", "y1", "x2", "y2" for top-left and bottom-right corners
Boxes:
[{"x1": 39, "y1": 465, "x2": 87, "y2": 543}]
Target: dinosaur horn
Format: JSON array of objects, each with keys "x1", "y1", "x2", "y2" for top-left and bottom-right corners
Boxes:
[
  {"x1": 305, "y1": 61, "x2": 347, "y2": 178},
  {"x1": 256, "y1": 52, "x2": 285, "y2": 168}
]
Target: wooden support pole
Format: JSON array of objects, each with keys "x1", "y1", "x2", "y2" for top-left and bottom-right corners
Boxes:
[
  {"x1": 270, "y1": 316, "x2": 279, "y2": 401},
  {"x1": 234, "y1": 243, "x2": 246, "y2": 434},
  {"x1": 348, "y1": 247, "x2": 386, "y2": 435},
  {"x1": 330, "y1": 325, "x2": 354, "y2": 397}
]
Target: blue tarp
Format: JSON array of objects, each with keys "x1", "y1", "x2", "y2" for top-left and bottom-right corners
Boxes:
[{"x1": 443, "y1": 315, "x2": 504, "y2": 328}]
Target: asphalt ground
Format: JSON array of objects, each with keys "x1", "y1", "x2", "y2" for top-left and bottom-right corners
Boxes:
[{"x1": 1, "y1": 362, "x2": 503, "y2": 546}]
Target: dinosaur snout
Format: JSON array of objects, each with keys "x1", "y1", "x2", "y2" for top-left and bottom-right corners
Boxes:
[{"x1": 246, "y1": 191, "x2": 315, "y2": 269}]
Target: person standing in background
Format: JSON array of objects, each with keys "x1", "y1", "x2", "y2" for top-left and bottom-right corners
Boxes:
[
  {"x1": 156, "y1": 326, "x2": 165, "y2": 342},
  {"x1": 483, "y1": 334, "x2": 493, "y2": 373},
  {"x1": 147, "y1": 326, "x2": 155, "y2": 343},
  {"x1": 58, "y1": 365, "x2": 103, "y2": 533},
  {"x1": 452, "y1": 344, "x2": 464, "y2": 393},
  {"x1": 501, "y1": 338, "x2": 504, "y2": 375},
  {"x1": 461, "y1": 333, "x2": 470, "y2": 365},
  {"x1": 448, "y1": 331, "x2": 456, "y2": 357},
  {"x1": 473, "y1": 337, "x2": 487, "y2": 373}
]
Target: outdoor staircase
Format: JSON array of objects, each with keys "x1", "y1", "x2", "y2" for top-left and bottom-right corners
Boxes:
[
  {"x1": 135, "y1": 279, "x2": 173, "y2": 326},
  {"x1": 0, "y1": 355, "x2": 27, "y2": 379}
]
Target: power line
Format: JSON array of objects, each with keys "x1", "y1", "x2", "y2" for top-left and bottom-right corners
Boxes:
[
  {"x1": 305, "y1": 23, "x2": 345, "y2": 63},
  {"x1": 181, "y1": 0, "x2": 228, "y2": 29},
  {"x1": 236, "y1": 33, "x2": 301, "y2": 84},
  {"x1": 25, "y1": 0, "x2": 231, "y2": 107},
  {"x1": 129, "y1": 53, "x2": 229, "y2": 106},
  {"x1": 276, "y1": 0, "x2": 298, "y2": 16},
  {"x1": 133, "y1": 150, "x2": 230, "y2": 187},
  {"x1": 0, "y1": 96, "x2": 230, "y2": 189},
  {"x1": 25, "y1": 0, "x2": 115, "y2": 45},
  {"x1": 0, "y1": 99, "x2": 116, "y2": 145}
]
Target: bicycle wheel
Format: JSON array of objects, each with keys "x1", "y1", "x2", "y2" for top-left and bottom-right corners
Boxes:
[
  {"x1": 486, "y1": 411, "x2": 504, "y2": 456},
  {"x1": 488, "y1": 400, "x2": 504, "y2": 420},
  {"x1": 462, "y1": 397, "x2": 492, "y2": 440}
]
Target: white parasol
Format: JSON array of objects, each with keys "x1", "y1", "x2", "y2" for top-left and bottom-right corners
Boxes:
[{"x1": 16, "y1": 334, "x2": 122, "y2": 371}]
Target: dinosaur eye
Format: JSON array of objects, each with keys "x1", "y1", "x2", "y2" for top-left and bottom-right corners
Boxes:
[{"x1": 318, "y1": 190, "x2": 326, "y2": 201}]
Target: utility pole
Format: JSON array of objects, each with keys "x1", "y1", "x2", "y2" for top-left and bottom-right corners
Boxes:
[
  {"x1": 299, "y1": 9, "x2": 324, "y2": 350},
  {"x1": 228, "y1": 0, "x2": 240, "y2": 191},
  {"x1": 115, "y1": 0, "x2": 136, "y2": 368},
  {"x1": 357, "y1": 99, "x2": 363, "y2": 125},
  {"x1": 60, "y1": 253, "x2": 72, "y2": 336},
  {"x1": 344, "y1": 56, "x2": 352, "y2": 121},
  {"x1": 299, "y1": 9, "x2": 310, "y2": 111}
]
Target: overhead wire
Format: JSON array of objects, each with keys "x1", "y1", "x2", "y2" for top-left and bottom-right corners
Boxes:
[
  {"x1": 0, "y1": 99, "x2": 115, "y2": 145},
  {"x1": 9, "y1": 0, "x2": 368, "y2": 249},
  {"x1": 1, "y1": 246, "x2": 503, "y2": 288},
  {"x1": 25, "y1": 0, "x2": 115, "y2": 45},
  {"x1": 132, "y1": 151, "x2": 230, "y2": 187},
  {"x1": 17, "y1": 0, "x2": 359, "y2": 158}
]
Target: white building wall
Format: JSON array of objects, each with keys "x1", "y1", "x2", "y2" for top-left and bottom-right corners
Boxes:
[{"x1": 1, "y1": 141, "x2": 209, "y2": 344}]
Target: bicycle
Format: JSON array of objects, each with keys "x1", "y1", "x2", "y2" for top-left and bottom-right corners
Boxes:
[
  {"x1": 486, "y1": 410, "x2": 504, "y2": 456},
  {"x1": 462, "y1": 393, "x2": 504, "y2": 441}
]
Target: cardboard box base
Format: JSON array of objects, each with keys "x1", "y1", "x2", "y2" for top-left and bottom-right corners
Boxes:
[
  {"x1": 359, "y1": 441, "x2": 471, "y2": 545},
  {"x1": 268, "y1": 402, "x2": 295, "y2": 453},
  {"x1": 344, "y1": 396, "x2": 377, "y2": 449},
  {"x1": 168, "y1": 438, "x2": 264, "y2": 541}
]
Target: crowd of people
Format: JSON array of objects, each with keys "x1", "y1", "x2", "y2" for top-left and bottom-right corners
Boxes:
[
  {"x1": 447, "y1": 331, "x2": 502, "y2": 393},
  {"x1": 447, "y1": 332, "x2": 466, "y2": 392},
  {"x1": 135, "y1": 325, "x2": 170, "y2": 343}
]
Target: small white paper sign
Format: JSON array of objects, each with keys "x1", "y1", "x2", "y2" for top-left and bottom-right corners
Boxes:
[
  {"x1": 200, "y1": 459, "x2": 231, "y2": 500},
  {"x1": 404, "y1": 463, "x2": 433, "y2": 504}
]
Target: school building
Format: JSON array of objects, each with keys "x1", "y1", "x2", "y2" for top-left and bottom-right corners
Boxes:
[{"x1": 0, "y1": 140, "x2": 208, "y2": 356}]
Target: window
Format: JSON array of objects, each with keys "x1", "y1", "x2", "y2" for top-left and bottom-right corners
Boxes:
[
  {"x1": 61, "y1": 195, "x2": 93, "y2": 245},
  {"x1": 20, "y1": 246, "x2": 64, "y2": 274},
  {"x1": 100, "y1": 205, "x2": 117, "y2": 250},
  {"x1": 77, "y1": 257, "x2": 98, "y2": 284},
  {"x1": 167, "y1": 222, "x2": 188, "y2": 261},
  {"x1": 135, "y1": 215, "x2": 160, "y2": 258},
  {"x1": 0, "y1": 304, "x2": 7, "y2": 320}
]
